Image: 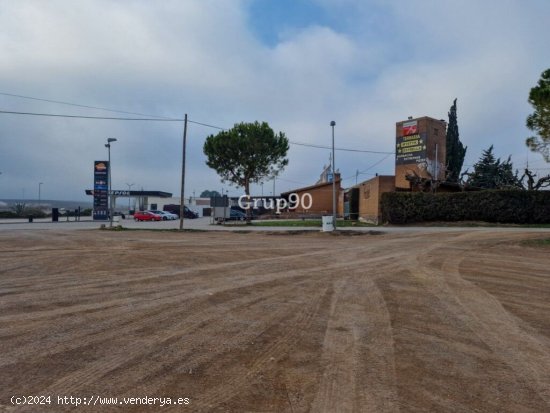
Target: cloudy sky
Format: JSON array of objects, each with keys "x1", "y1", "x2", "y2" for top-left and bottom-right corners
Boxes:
[{"x1": 0, "y1": 0, "x2": 549, "y2": 201}]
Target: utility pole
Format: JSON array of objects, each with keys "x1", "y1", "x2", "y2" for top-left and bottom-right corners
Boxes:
[
  {"x1": 179, "y1": 114, "x2": 188, "y2": 230},
  {"x1": 222, "y1": 188, "x2": 226, "y2": 223},
  {"x1": 331, "y1": 121, "x2": 336, "y2": 229},
  {"x1": 105, "y1": 138, "x2": 117, "y2": 227}
]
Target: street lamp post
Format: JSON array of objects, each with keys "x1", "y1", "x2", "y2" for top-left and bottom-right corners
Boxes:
[
  {"x1": 330, "y1": 121, "x2": 336, "y2": 229},
  {"x1": 38, "y1": 182, "x2": 43, "y2": 204},
  {"x1": 105, "y1": 138, "x2": 117, "y2": 227}
]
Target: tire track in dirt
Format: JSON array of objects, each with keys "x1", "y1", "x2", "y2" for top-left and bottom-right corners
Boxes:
[
  {"x1": 41, "y1": 277, "x2": 316, "y2": 396},
  {"x1": 182, "y1": 286, "x2": 330, "y2": 412},
  {"x1": 0, "y1": 248, "x2": 387, "y2": 367},
  {"x1": 310, "y1": 278, "x2": 361, "y2": 413},
  {"x1": 181, "y1": 254, "x2": 409, "y2": 412},
  {"x1": 412, "y1": 232, "x2": 550, "y2": 409},
  {"x1": 29, "y1": 246, "x2": 382, "y2": 394},
  {"x1": 0, "y1": 250, "x2": 334, "y2": 323},
  {"x1": 0, "y1": 247, "x2": 327, "y2": 290},
  {"x1": 310, "y1": 272, "x2": 400, "y2": 412},
  {"x1": 114, "y1": 280, "x2": 328, "y2": 405},
  {"x1": 0, "y1": 244, "x2": 407, "y2": 331},
  {"x1": 1, "y1": 269, "x2": 314, "y2": 368}
]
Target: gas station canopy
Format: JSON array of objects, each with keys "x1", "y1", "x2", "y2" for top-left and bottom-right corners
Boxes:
[{"x1": 85, "y1": 190, "x2": 172, "y2": 197}]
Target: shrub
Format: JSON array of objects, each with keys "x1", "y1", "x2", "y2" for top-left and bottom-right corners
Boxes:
[
  {"x1": 0, "y1": 211, "x2": 18, "y2": 219},
  {"x1": 381, "y1": 190, "x2": 550, "y2": 224}
]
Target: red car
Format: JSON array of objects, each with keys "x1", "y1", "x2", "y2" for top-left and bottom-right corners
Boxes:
[{"x1": 133, "y1": 211, "x2": 162, "y2": 221}]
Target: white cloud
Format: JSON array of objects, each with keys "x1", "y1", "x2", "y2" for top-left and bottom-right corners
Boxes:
[{"x1": 0, "y1": 0, "x2": 549, "y2": 200}]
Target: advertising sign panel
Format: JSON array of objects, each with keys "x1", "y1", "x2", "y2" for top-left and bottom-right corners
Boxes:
[
  {"x1": 396, "y1": 133, "x2": 427, "y2": 165},
  {"x1": 93, "y1": 161, "x2": 109, "y2": 220},
  {"x1": 402, "y1": 120, "x2": 418, "y2": 136}
]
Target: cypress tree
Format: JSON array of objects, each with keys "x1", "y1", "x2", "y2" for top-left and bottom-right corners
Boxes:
[{"x1": 445, "y1": 99, "x2": 467, "y2": 183}]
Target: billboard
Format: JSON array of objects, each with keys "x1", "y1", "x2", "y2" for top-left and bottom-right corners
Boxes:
[
  {"x1": 93, "y1": 161, "x2": 109, "y2": 220},
  {"x1": 396, "y1": 133, "x2": 427, "y2": 165}
]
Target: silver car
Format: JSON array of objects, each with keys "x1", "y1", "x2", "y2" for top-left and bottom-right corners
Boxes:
[{"x1": 148, "y1": 210, "x2": 178, "y2": 220}]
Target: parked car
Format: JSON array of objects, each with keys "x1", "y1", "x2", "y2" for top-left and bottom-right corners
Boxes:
[
  {"x1": 229, "y1": 209, "x2": 247, "y2": 221},
  {"x1": 162, "y1": 204, "x2": 199, "y2": 219},
  {"x1": 214, "y1": 208, "x2": 251, "y2": 223},
  {"x1": 148, "y1": 210, "x2": 177, "y2": 220},
  {"x1": 231, "y1": 207, "x2": 258, "y2": 219},
  {"x1": 134, "y1": 211, "x2": 162, "y2": 221}
]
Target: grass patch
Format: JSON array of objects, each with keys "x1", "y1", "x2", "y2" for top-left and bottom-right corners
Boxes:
[
  {"x1": 251, "y1": 220, "x2": 376, "y2": 228},
  {"x1": 521, "y1": 238, "x2": 550, "y2": 247},
  {"x1": 100, "y1": 226, "x2": 208, "y2": 233},
  {"x1": 264, "y1": 229, "x2": 384, "y2": 236},
  {"x1": 395, "y1": 221, "x2": 550, "y2": 228}
]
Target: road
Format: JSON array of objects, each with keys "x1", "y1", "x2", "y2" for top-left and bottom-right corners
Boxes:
[
  {"x1": 1, "y1": 216, "x2": 550, "y2": 235},
  {"x1": 1, "y1": 228, "x2": 550, "y2": 412}
]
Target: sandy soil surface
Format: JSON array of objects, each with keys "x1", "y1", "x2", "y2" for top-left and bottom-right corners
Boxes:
[{"x1": 1, "y1": 229, "x2": 549, "y2": 412}]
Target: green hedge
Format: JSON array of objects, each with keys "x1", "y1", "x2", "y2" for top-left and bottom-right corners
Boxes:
[
  {"x1": 0, "y1": 208, "x2": 47, "y2": 219},
  {"x1": 380, "y1": 190, "x2": 550, "y2": 224}
]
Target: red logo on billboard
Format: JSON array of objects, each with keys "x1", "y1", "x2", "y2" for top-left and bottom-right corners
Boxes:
[{"x1": 403, "y1": 120, "x2": 417, "y2": 136}]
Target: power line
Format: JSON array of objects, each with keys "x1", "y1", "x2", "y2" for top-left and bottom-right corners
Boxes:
[
  {"x1": 0, "y1": 109, "x2": 183, "y2": 121},
  {"x1": 0, "y1": 91, "x2": 177, "y2": 119},
  {"x1": 0, "y1": 91, "x2": 224, "y2": 125},
  {"x1": 182, "y1": 121, "x2": 394, "y2": 155},
  {"x1": 290, "y1": 140, "x2": 393, "y2": 154},
  {"x1": 187, "y1": 119, "x2": 225, "y2": 130},
  {"x1": 275, "y1": 177, "x2": 310, "y2": 186},
  {"x1": 342, "y1": 153, "x2": 394, "y2": 181},
  {"x1": 0, "y1": 105, "x2": 395, "y2": 155}
]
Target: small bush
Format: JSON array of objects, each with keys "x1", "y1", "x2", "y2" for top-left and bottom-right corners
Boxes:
[
  {"x1": 0, "y1": 211, "x2": 18, "y2": 219},
  {"x1": 24, "y1": 208, "x2": 47, "y2": 219}
]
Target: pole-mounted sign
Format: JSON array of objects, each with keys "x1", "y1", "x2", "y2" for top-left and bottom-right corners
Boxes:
[{"x1": 93, "y1": 161, "x2": 109, "y2": 220}]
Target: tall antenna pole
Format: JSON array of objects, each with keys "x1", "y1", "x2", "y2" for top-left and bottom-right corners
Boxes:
[{"x1": 179, "y1": 114, "x2": 188, "y2": 230}]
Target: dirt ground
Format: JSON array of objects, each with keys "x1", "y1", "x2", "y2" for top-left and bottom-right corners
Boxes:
[{"x1": 1, "y1": 229, "x2": 550, "y2": 412}]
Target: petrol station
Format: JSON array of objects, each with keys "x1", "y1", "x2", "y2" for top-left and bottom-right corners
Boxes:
[{"x1": 85, "y1": 189, "x2": 173, "y2": 219}]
